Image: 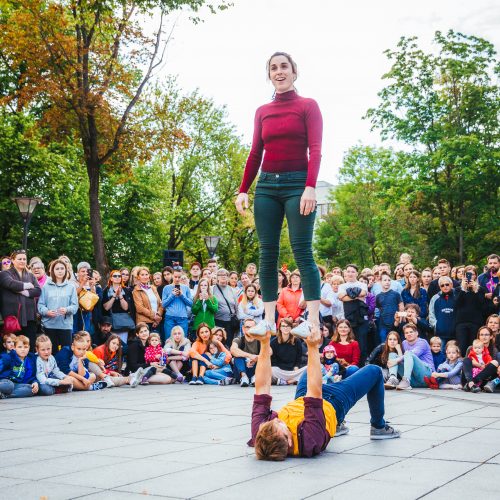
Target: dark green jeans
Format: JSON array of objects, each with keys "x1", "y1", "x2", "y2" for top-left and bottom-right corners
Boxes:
[{"x1": 254, "y1": 171, "x2": 320, "y2": 302}]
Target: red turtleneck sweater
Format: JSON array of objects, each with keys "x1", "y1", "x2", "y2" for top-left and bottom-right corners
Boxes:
[{"x1": 239, "y1": 90, "x2": 323, "y2": 193}]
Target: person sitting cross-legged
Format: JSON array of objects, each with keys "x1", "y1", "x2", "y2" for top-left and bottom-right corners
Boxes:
[
  {"x1": 230, "y1": 318, "x2": 261, "y2": 387},
  {"x1": 248, "y1": 325, "x2": 400, "y2": 461}
]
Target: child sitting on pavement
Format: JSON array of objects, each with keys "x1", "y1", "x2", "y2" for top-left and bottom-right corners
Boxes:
[
  {"x1": 35, "y1": 335, "x2": 74, "y2": 395},
  {"x1": 424, "y1": 342, "x2": 463, "y2": 390},
  {"x1": 203, "y1": 341, "x2": 233, "y2": 385},
  {"x1": 429, "y1": 336, "x2": 446, "y2": 368},
  {"x1": 164, "y1": 326, "x2": 191, "y2": 380},
  {"x1": 322, "y1": 345, "x2": 343, "y2": 384},
  {"x1": 143, "y1": 333, "x2": 183, "y2": 383}
]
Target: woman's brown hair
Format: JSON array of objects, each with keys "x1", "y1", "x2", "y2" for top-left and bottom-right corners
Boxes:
[
  {"x1": 277, "y1": 317, "x2": 295, "y2": 345},
  {"x1": 380, "y1": 331, "x2": 402, "y2": 367},
  {"x1": 331, "y1": 319, "x2": 355, "y2": 343}
]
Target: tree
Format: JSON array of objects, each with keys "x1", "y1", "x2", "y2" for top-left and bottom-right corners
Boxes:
[
  {"x1": 366, "y1": 30, "x2": 500, "y2": 264},
  {"x1": 0, "y1": 0, "x2": 230, "y2": 275}
]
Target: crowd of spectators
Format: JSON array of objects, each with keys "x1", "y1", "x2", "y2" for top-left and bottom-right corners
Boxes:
[{"x1": 0, "y1": 250, "x2": 499, "y2": 397}]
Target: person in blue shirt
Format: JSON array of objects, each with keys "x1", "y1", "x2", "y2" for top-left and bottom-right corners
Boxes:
[
  {"x1": 162, "y1": 267, "x2": 193, "y2": 341},
  {"x1": 376, "y1": 273, "x2": 403, "y2": 343}
]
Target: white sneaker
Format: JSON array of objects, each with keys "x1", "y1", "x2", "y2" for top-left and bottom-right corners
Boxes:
[
  {"x1": 248, "y1": 320, "x2": 276, "y2": 337},
  {"x1": 240, "y1": 374, "x2": 250, "y2": 387},
  {"x1": 129, "y1": 367, "x2": 144, "y2": 388},
  {"x1": 104, "y1": 376, "x2": 115, "y2": 388},
  {"x1": 290, "y1": 321, "x2": 312, "y2": 339},
  {"x1": 250, "y1": 375, "x2": 256, "y2": 387}
]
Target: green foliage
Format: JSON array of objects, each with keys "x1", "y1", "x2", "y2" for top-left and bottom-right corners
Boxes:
[{"x1": 316, "y1": 31, "x2": 500, "y2": 269}]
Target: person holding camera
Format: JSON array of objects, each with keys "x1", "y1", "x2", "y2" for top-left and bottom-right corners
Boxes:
[
  {"x1": 455, "y1": 265, "x2": 488, "y2": 358},
  {"x1": 73, "y1": 261, "x2": 102, "y2": 337},
  {"x1": 394, "y1": 303, "x2": 433, "y2": 341},
  {"x1": 161, "y1": 267, "x2": 193, "y2": 341}
]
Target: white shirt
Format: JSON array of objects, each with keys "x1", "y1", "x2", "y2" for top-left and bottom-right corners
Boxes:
[
  {"x1": 319, "y1": 282, "x2": 335, "y2": 317},
  {"x1": 338, "y1": 281, "x2": 368, "y2": 303}
]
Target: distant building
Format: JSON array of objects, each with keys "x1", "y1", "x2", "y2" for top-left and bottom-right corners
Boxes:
[{"x1": 316, "y1": 180, "x2": 335, "y2": 218}]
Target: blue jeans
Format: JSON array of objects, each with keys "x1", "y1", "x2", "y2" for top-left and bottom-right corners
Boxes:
[
  {"x1": 295, "y1": 365, "x2": 386, "y2": 428},
  {"x1": 0, "y1": 379, "x2": 14, "y2": 396},
  {"x1": 397, "y1": 351, "x2": 432, "y2": 388},
  {"x1": 344, "y1": 365, "x2": 359, "y2": 378},
  {"x1": 164, "y1": 316, "x2": 189, "y2": 341},
  {"x1": 38, "y1": 384, "x2": 56, "y2": 396},
  {"x1": 234, "y1": 357, "x2": 256, "y2": 379},
  {"x1": 203, "y1": 365, "x2": 232, "y2": 385},
  {"x1": 10, "y1": 383, "x2": 35, "y2": 398}
]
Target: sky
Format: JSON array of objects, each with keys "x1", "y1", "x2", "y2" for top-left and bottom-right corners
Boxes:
[{"x1": 151, "y1": 0, "x2": 500, "y2": 185}]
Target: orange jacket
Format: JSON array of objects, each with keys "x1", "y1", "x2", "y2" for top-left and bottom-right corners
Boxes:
[
  {"x1": 132, "y1": 285, "x2": 164, "y2": 324},
  {"x1": 277, "y1": 287, "x2": 304, "y2": 324}
]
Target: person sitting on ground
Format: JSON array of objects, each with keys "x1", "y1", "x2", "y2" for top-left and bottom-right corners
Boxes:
[
  {"x1": 328, "y1": 319, "x2": 360, "y2": 378},
  {"x1": 2, "y1": 333, "x2": 17, "y2": 354},
  {"x1": 55, "y1": 333, "x2": 107, "y2": 391},
  {"x1": 142, "y1": 332, "x2": 182, "y2": 384},
  {"x1": 230, "y1": 318, "x2": 261, "y2": 387},
  {"x1": 424, "y1": 341, "x2": 463, "y2": 390},
  {"x1": 202, "y1": 341, "x2": 234, "y2": 386},
  {"x1": 35, "y1": 335, "x2": 75, "y2": 395},
  {"x1": 429, "y1": 336, "x2": 446, "y2": 370},
  {"x1": 164, "y1": 326, "x2": 191, "y2": 379},
  {"x1": 393, "y1": 323, "x2": 435, "y2": 390},
  {"x1": 249, "y1": 326, "x2": 400, "y2": 461},
  {"x1": 92, "y1": 334, "x2": 142, "y2": 387},
  {"x1": 126, "y1": 323, "x2": 173, "y2": 385},
  {"x1": 189, "y1": 323, "x2": 213, "y2": 385},
  {"x1": 270, "y1": 318, "x2": 307, "y2": 386},
  {"x1": 366, "y1": 331, "x2": 403, "y2": 389},
  {"x1": 321, "y1": 345, "x2": 343, "y2": 384},
  {"x1": 0, "y1": 335, "x2": 39, "y2": 397}
]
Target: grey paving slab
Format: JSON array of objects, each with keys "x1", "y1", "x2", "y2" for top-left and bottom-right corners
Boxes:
[{"x1": 0, "y1": 384, "x2": 499, "y2": 500}]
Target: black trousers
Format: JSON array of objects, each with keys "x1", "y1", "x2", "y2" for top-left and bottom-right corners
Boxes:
[{"x1": 215, "y1": 319, "x2": 237, "y2": 348}]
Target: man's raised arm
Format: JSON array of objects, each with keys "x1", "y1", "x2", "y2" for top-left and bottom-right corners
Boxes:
[
  {"x1": 305, "y1": 327, "x2": 322, "y2": 399},
  {"x1": 254, "y1": 331, "x2": 272, "y2": 396}
]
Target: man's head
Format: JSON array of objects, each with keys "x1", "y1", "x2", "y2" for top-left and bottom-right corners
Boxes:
[
  {"x1": 438, "y1": 276, "x2": 453, "y2": 294},
  {"x1": 255, "y1": 419, "x2": 292, "y2": 461},
  {"x1": 246, "y1": 262, "x2": 257, "y2": 277},
  {"x1": 380, "y1": 272, "x2": 391, "y2": 290},
  {"x1": 100, "y1": 317, "x2": 113, "y2": 336},
  {"x1": 190, "y1": 262, "x2": 201, "y2": 279},
  {"x1": 344, "y1": 264, "x2": 358, "y2": 282},
  {"x1": 486, "y1": 254, "x2": 499, "y2": 274},
  {"x1": 437, "y1": 259, "x2": 451, "y2": 277},
  {"x1": 402, "y1": 323, "x2": 418, "y2": 343},
  {"x1": 207, "y1": 259, "x2": 218, "y2": 273},
  {"x1": 172, "y1": 267, "x2": 183, "y2": 285},
  {"x1": 242, "y1": 318, "x2": 256, "y2": 339}
]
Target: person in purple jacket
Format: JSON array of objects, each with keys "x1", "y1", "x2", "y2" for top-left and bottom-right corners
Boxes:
[
  {"x1": 394, "y1": 323, "x2": 435, "y2": 390},
  {"x1": 248, "y1": 328, "x2": 400, "y2": 461}
]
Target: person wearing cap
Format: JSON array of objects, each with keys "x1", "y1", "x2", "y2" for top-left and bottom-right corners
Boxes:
[
  {"x1": 322, "y1": 344, "x2": 343, "y2": 384},
  {"x1": 248, "y1": 326, "x2": 400, "y2": 461}
]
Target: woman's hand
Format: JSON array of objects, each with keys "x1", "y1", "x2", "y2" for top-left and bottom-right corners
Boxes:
[
  {"x1": 300, "y1": 186, "x2": 316, "y2": 216},
  {"x1": 386, "y1": 359, "x2": 397, "y2": 368},
  {"x1": 235, "y1": 193, "x2": 249, "y2": 215}
]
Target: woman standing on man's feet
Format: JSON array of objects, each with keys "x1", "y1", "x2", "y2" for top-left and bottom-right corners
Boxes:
[{"x1": 235, "y1": 52, "x2": 322, "y2": 335}]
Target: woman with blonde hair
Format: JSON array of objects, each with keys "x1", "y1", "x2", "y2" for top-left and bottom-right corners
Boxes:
[{"x1": 238, "y1": 284, "x2": 264, "y2": 324}]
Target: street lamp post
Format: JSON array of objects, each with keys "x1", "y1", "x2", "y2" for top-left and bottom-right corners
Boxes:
[
  {"x1": 12, "y1": 197, "x2": 42, "y2": 251},
  {"x1": 204, "y1": 236, "x2": 221, "y2": 259}
]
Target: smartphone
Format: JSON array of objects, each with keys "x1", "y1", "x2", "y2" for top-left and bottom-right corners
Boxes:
[
  {"x1": 87, "y1": 268, "x2": 93, "y2": 279},
  {"x1": 399, "y1": 311, "x2": 407, "y2": 318},
  {"x1": 174, "y1": 284, "x2": 181, "y2": 291},
  {"x1": 465, "y1": 272, "x2": 473, "y2": 282}
]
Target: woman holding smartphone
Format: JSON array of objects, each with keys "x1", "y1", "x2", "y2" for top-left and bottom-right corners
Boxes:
[{"x1": 235, "y1": 51, "x2": 323, "y2": 338}]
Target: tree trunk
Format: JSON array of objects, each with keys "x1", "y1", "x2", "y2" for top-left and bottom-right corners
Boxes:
[{"x1": 87, "y1": 161, "x2": 109, "y2": 278}]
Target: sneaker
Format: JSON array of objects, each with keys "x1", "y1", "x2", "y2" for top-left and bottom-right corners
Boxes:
[
  {"x1": 423, "y1": 376, "x2": 439, "y2": 390},
  {"x1": 219, "y1": 378, "x2": 233, "y2": 386},
  {"x1": 335, "y1": 421, "x2": 350, "y2": 436},
  {"x1": 276, "y1": 378, "x2": 288, "y2": 386},
  {"x1": 176, "y1": 374, "x2": 185, "y2": 383},
  {"x1": 290, "y1": 321, "x2": 311, "y2": 339},
  {"x1": 483, "y1": 380, "x2": 498, "y2": 393},
  {"x1": 189, "y1": 377, "x2": 198, "y2": 385},
  {"x1": 384, "y1": 375, "x2": 398, "y2": 390},
  {"x1": 195, "y1": 377, "x2": 204, "y2": 385},
  {"x1": 104, "y1": 376, "x2": 115, "y2": 388},
  {"x1": 370, "y1": 424, "x2": 401, "y2": 440},
  {"x1": 129, "y1": 367, "x2": 144, "y2": 388},
  {"x1": 462, "y1": 381, "x2": 472, "y2": 392},
  {"x1": 248, "y1": 320, "x2": 276, "y2": 337},
  {"x1": 250, "y1": 375, "x2": 256, "y2": 387},
  {"x1": 90, "y1": 381, "x2": 107, "y2": 391},
  {"x1": 396, "y1": 377, "x2": 412, "y2": 391},
  {"x1": 240, "y1": 374, "x2": 250, "y2": 387},
  {"x1": 471, "y1": 384, "x2": 481, "y2": 393}
]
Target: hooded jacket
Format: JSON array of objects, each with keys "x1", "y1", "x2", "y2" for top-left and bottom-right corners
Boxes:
[
  {"x1": 0, "y1": 350, "x2": 37, "y2": 384},
  {"x1": 429, "y1": 291, "x2": 457, "y2": 338},
  {"x1": 38, "y1": 279, "x2": 79, "y2": 330}
]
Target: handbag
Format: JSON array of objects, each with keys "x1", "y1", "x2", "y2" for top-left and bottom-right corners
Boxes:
[
  {"x1": 78, "y1": 289, "x2": 99, "y2": 312},
  {"x1": 216, "y1": 285, "x2": 239, "y2": 332},
  {"x1": 111, "y1": 312, "x2": 135, "y2": 331},
  {"x1": 3, "y1": 304, "x2": 21, "y2": 334}
]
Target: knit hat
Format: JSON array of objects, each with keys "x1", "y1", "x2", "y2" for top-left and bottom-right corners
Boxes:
[{"x1": 323, "y1": 345, "x2": 336, "y2": 356}]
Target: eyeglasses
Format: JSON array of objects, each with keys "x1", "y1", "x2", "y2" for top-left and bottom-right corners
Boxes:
[
  {"x1": 173, "y1": 266, "x2": 183, "y2": 271},
  {"x1": 112, "y1": 274, "x2": 121, "y2": 278},
  {"x1": 439, "y1": 284, "x2": 451, "y2": 288},
  {"x1": 121, "y1": 273, "x2": 129, "y2": 276},
  {"x1": 2, "y1": 260, "x2": 11, "y2": 265},
  {"x1": 479, "y1": 333, "x2": 491, "y2": 336},
  {"x1": 281, "y1": 325, "x2": 291, "y2": 328}
]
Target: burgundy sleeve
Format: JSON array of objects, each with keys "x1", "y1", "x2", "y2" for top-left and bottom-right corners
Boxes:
[
  {"x1": 239, "y1": 108, "x2": 264, "y2": 194},
  {"x1": 297, "y1": 397, "x2": 331, "y2": 457},
  {"x1": 304, "y1": 99, "x2": 323, "y2": 188},
  {"x1": 350, "y1": 342, "x2": 361, "y2": 366},
  {"x1": 247, "y1": 393, "x2": 278, "y2": 447}
]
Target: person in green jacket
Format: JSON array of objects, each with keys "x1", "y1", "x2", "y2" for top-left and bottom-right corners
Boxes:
[{"x1": 191, "y1": 278, "x2": 218, "y2": 335}]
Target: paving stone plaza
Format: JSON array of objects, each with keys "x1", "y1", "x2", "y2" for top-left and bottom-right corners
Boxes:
[{"x1": 1, "y1": 385, "x2": 499, "y2": 499}]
